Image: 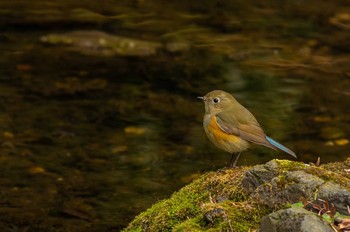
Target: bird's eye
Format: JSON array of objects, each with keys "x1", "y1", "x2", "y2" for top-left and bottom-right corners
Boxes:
[{"x1": 212, "y1": 97, "x2": 220, "y2": 104}]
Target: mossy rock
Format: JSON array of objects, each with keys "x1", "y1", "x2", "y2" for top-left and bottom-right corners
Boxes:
[{"x1": 124, "y1": 158, "x2": 350, "y2": 231}]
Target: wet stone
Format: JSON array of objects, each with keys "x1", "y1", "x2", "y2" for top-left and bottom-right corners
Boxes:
[
  {"x1": 320, "y1": 126, "x2": 345, "y2": 140},
  {"x1": 61, "y1": 198, "x2": 97, "y2": 222}
]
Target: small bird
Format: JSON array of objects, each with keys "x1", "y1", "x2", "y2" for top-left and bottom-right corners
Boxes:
[{"x1": 198, "y1": 90, "x2": 296, "y2": 167}]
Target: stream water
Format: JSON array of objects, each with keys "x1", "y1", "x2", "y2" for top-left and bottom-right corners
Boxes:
[{"x1": 0, "y1": 1, "x2": 349, "y2": 231}]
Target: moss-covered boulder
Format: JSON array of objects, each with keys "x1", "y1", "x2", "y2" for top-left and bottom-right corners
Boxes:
[{"x1": 123, "y1": 158, "x2": 350, "y2": 231}]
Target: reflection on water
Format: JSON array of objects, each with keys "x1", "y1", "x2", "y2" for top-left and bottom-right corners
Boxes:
[{"x1": 0, "y1": 1, "x2": 349, "y2": 230}]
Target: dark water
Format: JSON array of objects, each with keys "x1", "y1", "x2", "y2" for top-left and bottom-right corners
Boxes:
[{"x1": 0, "y1": 1, "x2": 349, "y2": 231}]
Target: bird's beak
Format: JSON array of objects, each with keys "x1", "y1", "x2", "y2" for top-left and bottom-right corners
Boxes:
[{"x1": 197, "y1": 96, "x2": 205, "y2": 101}]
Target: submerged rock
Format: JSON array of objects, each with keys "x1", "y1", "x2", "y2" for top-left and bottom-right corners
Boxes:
[
  {"x1": 41, "y1": 31, "x2": 162, "y2": 57},
  {"x1": 123, "y1": 158, "x2": 350, "y2": 231}
]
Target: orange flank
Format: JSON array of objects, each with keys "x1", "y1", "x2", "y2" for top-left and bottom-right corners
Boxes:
[{"x1": 207, "y1": 116, "x2": 241, "y2": 143}]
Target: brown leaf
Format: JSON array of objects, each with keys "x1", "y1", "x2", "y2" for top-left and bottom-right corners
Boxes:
[{"x1": 338, "y1": 218, "x2": 350, "y2": 230}]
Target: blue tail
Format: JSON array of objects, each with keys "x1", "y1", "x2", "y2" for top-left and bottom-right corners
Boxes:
[{"x1": 266, "y1": 136, "x2": 297, "y2": 158}]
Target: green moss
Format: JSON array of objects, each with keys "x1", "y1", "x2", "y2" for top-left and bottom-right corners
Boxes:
[
  {"x1": 123, "y1": 168, "x2": 252, "y2": 231},
  {"x1": 199, "y1": 201, "x2": 273, "y2": 232},
  {"x1": 123, "y1": 166, "x2": 274, "y2": 231},
  {"x1": 322, "y1": 157, "x2": 350, "y2": 175},
  {"x1": 305, "y1": 166, "x2": 350, "y2": 190},
  {"x1": 125, "y1": 188, "x2": 207, "y2": 231},
  {"x1": 172, "y1": 217, "x2": 203, "y2": 231},
  {"x1": 273, "y1": 159, "x2": 306, "y2": 171},
  {"x1": 276, "y1": 172, "x2": 289, "y2": 189},
  {"x1": 123, "y1": 173, "x2": 209, "y2": 231}
]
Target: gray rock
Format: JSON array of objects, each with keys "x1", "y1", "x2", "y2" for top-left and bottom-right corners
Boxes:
[
  {"x1": 260, "y1": 207, "x2": 333, "y2": 232},
  {"x1": 318, "y1": 182, "x2": 350, "y2": 215},
  {"x1": 204, "y1": 207, "x2": 226, "y2": 223},
  {"x1": 242, "y1": 161, "x2": 325, "y2": 206},
  {"x1": 241, "y1": 163, "x2": 276, "y2": 194}
]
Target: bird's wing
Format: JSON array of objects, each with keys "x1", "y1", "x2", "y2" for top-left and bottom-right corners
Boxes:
[{"x1": 215, "y1": 110, "x2": 276, "y2": 150}]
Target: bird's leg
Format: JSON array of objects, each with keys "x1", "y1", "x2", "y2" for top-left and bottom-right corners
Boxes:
[{"x1": 228, "y1": 152, "x2": 241, "y2": 168}]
